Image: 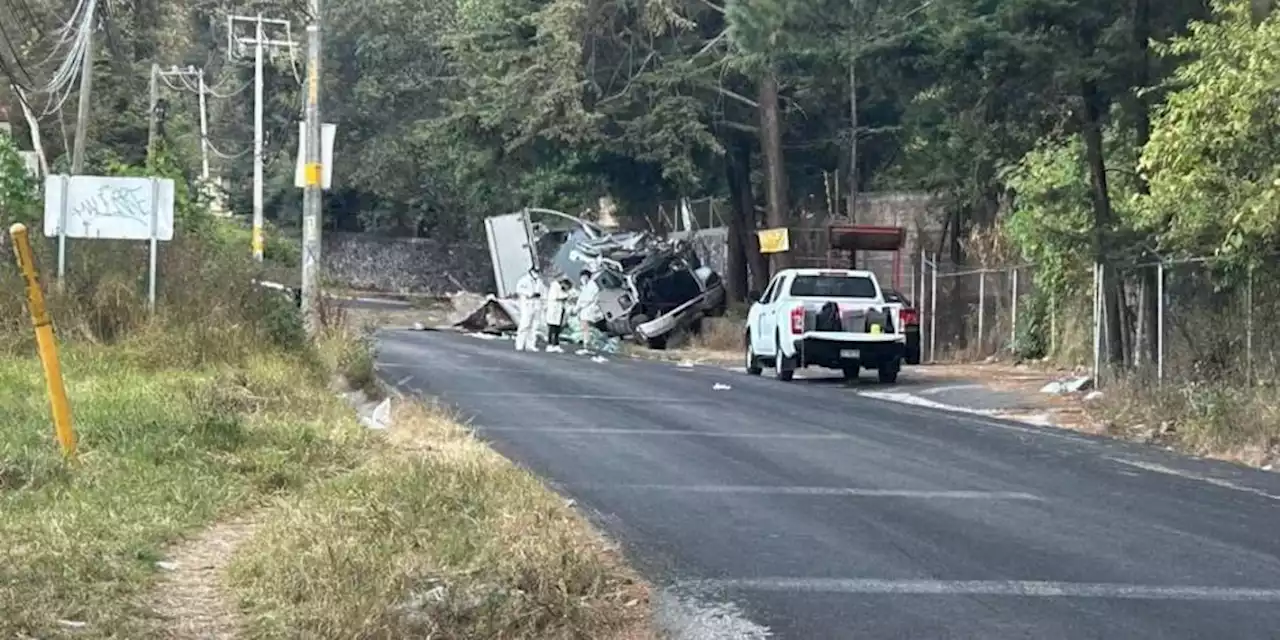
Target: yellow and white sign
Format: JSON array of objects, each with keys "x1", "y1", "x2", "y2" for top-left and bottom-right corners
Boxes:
[{"x1": 756, "y1": 227, "x2": 790, "y2": 254}]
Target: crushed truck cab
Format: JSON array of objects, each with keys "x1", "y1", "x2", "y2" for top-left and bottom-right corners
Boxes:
[{"x1": 744, "y1": 268, "x2": 915, "y2": 383}]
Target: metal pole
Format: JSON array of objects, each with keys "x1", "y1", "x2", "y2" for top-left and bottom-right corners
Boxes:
[
  {"x1": 300, "y1": 14, "x2": 323, "y2": 334},
  {"x1": 148, "y1": 178, "x2": 158, "y2": 312},
  {"x1": 929, "y1": 253, "x2": 937, "y2": 363},
  {"x1": 1246, "y1": 264, "x2": 1254, "y2": 385},
  {"x1": 977, "y1": 269, "x2": 986, "y2": 355},
  {"x1": 57, "y1": 176, "x2": 68, "y2": 282},
  {"x1": 70, "y1": 7, "x2": 93, "y2": 174},
  {"x1": 1093, "y1": 263, "x2": 1102, "y2": 380},
  {"x1": 1011, "y1": 267, "x2": 1018, "y2": 347},
  {"x1": 197, "y1": 68, "x2": 210, "y2": 180},
  {"x1": 1156, "y1": 261, "x2": 1164, "y2": 383},
  {"x1": 252, "y1": 14, "x2": 265, "y2": 261},
  {"x1": 147, "y1": 63, "x2": 158, "y2": 164}
]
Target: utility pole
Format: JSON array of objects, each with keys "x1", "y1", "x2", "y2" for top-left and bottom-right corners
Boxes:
[
  {"x1": 197, "y1": 69, "x2": 210, "y2": 180},
  {"x1": 70, "y1": 8, "x2": 95, "y2": 174},
  {"x1": 226, "y1": 14, "x2": 296, "y2": 261},
  {"x1": 147, "y1": 63, "x2": 158, "y2": 163},
  {"x1": 253, "y1": 16, "x2": 264, "y2": 261},
  {"x1": 300, "y1": 0, "x2": 323, "y2": 333},
  {"x1": 150, "y1": 66, "x2": 210, "y2": 176}
]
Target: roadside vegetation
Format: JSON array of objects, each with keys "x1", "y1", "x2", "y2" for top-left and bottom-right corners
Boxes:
[{"x1": 0, "y1": 141, "x2": 652, "y2": 637}]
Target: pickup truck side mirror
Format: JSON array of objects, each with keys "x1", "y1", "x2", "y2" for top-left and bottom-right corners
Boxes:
[{"x1": 748, "y1": 290, "x2": 761, "y2": 302}]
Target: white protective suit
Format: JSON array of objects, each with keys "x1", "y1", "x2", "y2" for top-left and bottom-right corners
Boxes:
[
  {"x1": 543, "y1": 279, "x2": 570, "y2": 326},
  {"x1": 574, "y1": 276, "x2": 603, "y2": 350},
  {"x1": 514, "y1": 269, "x2": 545, "y2": 351}
]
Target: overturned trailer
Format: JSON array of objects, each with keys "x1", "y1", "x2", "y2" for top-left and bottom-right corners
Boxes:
[{"x1": 482, "y1": 208, "x2": 725, "y2": 348}]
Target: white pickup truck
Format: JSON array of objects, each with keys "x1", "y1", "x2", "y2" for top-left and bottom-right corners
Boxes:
[{"x1": 744, "y1": 268, "x2": 916, "y2": 383}]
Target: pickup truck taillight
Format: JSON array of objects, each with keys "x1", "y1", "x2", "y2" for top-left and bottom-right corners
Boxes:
[
  {"x1": 790, "y1": 306, "x2": 805, "y2": 333},
  {"x1": 900, "y1": 308, "x2": 919, "y2": 326}
]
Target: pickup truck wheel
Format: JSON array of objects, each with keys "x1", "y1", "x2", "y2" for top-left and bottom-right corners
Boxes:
[
  {"x1": 774, "y1": 336, "x2": 796, "y2": 382},
  {"x1": 877, "y1": 360, "x2": 900, "y2": 384},
  {"x1": 744, "y1": 332, "x2": 762, "y2": 375}
]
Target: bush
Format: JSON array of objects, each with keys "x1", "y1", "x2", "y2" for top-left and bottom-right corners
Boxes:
[{"x1": 1013, "y1": 290, "x2": 1050, "y2": 360}]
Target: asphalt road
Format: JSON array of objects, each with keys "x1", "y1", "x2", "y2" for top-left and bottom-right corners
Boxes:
[{"x1": 377, "y1": 329, "x2": 1280, "y2": 639}]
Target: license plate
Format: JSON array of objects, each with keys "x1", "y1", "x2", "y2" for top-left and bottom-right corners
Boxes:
[{"x1": 840, "y1": 349, "x2": 860, "y2": 359}]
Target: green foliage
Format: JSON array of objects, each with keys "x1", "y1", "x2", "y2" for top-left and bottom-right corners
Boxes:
[
  {"x1": 1013, "y1": 289, "x2": 1050, "y2": 360},
  {"x1": 1140, "y1": 0, "x2": 1280, "y2": 263},
  {"x1": 0, "y1": 136, "x2": 40, "y2": 229}
]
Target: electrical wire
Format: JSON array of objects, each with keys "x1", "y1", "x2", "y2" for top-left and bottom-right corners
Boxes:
[{"x1": 37, "y1": 0, "x2": 97, "y2": 116}]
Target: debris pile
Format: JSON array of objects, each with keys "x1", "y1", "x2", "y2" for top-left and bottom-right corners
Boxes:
[{"x1": 457, "y1": 208, "x2": 726, "y2": 350}]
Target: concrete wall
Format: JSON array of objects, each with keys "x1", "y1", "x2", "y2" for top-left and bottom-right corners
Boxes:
[{"x1": 323, "y1": 232, "x2": 495, "y2": 294}]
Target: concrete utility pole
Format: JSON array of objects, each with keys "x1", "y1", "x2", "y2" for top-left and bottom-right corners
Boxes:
[
  {"x1": 226, "y1": 14, "x2": 296, "y2": 261},
  {"x1": 150, "y1": 66, "x2": 210, "y2": 176},
  {"x1": 300, "y1": 0, "x2": 323, "y2": 333},
  {"x1": 70, "y1": 9, "x2": 94, "y2": 174},
  {"x1": 197, "y1": 70, "x2": 210, "y2": 180}
]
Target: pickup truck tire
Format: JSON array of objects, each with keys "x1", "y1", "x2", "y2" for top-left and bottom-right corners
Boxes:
[
  {"x1": 774, "y1": 335, "x2": 796, "y2": 382},
  {"x1": 744, "y1": 332, "x2": 763, "y2": 375},
  {"x1": 877, "y1": 360, "x2": 900, "y2": 384}
]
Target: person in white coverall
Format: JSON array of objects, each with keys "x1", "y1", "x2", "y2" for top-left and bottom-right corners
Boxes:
[
  {"x1": 514, "y1": 267, "x2": 544, "y2": 352},
  {"x1": 574, "y1": 269, "x2": 603, "y2": 353},
  {"x1": 543, "y1": 278, "x2": 571, "y2": 352}
]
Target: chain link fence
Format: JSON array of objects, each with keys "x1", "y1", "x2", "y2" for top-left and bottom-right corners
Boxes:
[{"x1": 921, "y1": 253, "x2": 1280, "y2": 388}]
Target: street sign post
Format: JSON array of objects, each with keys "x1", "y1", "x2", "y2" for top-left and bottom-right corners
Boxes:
[{"x1": 43, "y1": 175, "x2": 176, "y2": 311}]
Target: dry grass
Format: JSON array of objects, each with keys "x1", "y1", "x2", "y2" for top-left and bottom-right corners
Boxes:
[
  {"x1": 1093, "y1": 378, "x2": 1280, "y2": 467},
  {"x1": 229, "y1": 401, "x2": 655, "y2": 639}
]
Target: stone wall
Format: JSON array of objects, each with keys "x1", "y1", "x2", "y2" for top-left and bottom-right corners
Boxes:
[{"x1": 323, "y1": 232, "x2": 495, "y2": 294}]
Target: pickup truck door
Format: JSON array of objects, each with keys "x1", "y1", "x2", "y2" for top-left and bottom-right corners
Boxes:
[{"x1": 756, "y1": 274, "x2": 785, "y2": 355}]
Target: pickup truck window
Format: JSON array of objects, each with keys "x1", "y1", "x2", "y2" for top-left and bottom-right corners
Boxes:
[{"x1": 789, "y1": 274, "x2": 877, "y2": 298}]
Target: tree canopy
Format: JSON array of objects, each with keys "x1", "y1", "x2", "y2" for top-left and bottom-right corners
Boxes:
[{"x1": 2, "y1": 0, "x2": 1277, "y2": 355}]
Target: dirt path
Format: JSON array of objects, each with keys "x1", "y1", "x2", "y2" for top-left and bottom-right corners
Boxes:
[{"x1": 146, "y1": 512, "x2": 265, "y2": 639}]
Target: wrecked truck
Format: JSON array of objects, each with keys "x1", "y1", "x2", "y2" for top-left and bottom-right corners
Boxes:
[{"x1": 482, "y1": 207, "x2": 725, "y2": 348}]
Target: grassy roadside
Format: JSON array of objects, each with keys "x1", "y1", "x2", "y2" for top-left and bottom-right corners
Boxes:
[
  {"x1": 230, "y1": 401, "x2": 654, "y2": 639},
  {"x1": 0, "y1": 330, "x2": 370, "y2": 637}
]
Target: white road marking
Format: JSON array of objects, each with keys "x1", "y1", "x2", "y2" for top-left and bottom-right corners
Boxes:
[
  {"x1": 574, "y1": 484, "x2": 1041, "y2": 500},
  {"x1": 394, "y1": 374, "x2": 413, "y2": 386},
  {"x1": 447, "y1": 392, "x2": 715, "y2": 401},
  {"x1": 917, "y1": 383, "x2": 985, "y2": 396},
  {"x1": 474, "y1": 427, "x2": 850, "y2": 439},
  {"x1": 1108, "y1": 457, "x2": 1280, "y2": 502},
  {"x1": 682, "y1": 578, "x2": 1280, "y2": 601}
]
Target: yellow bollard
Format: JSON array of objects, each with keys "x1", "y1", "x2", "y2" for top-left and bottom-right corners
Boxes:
[{"x1": 9, "y1": 223, "x2": 76, "y2": 458}]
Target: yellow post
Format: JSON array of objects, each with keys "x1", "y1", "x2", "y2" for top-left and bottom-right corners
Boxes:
[{"x1": 9, "y1": 223, "x2": 76, "y2": 458}]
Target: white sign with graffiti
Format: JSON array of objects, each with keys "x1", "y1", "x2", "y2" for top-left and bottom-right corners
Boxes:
[{"x1": 43, "y1": 175, "x2": 175, "y2": 241}]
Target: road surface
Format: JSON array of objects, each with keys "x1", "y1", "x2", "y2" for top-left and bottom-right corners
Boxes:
[{"x1": 377, "y1": 329, "x2": 1280, "y2": 639}]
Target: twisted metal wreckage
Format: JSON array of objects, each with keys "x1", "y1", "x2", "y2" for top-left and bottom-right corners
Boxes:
[{"x1": 454, "y1": 207, "x2": 727, "y2": 349}]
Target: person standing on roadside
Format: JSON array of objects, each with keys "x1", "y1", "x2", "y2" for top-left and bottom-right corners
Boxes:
[
  {"x1": 543, "y1": 277, "x2": 571, "y2": 352},
  {"x1": 574, "y1": 269, "x2": 603, "y2": 353},
  {"x1": 514, "y1": 266, "x2": 544, "y2": 352}
]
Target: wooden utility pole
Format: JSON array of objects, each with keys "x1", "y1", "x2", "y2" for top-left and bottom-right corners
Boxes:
[{"x1": 70, "y1": 10, "x2": 94, "y2": 174}]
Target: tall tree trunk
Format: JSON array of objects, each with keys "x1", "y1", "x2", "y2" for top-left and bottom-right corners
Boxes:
[
  {"x1": 846, "y1": 59, "x2": 859, "y2": 221},
  {"x1": 758, "y1": 71, "x2": 790, "y2": 272},
  {"x1": 725, "y1": 136, "x2": 763, "y2": 300},
  {"x1": 1080, "y1": 80, "x2": 1125, "y2": 368}
]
